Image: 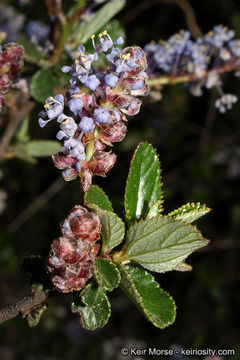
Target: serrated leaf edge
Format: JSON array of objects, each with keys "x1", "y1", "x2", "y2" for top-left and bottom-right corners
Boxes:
[
  {"x1": 124, "y1": 141, "x2": 163, "y2": 225},
  {"x1": 94, "y1": 258, "x2": 121, "y2": 291},
  {"x1": 118, "y1": 264, "x2": 176, "y2": 328},
  {"x1": 168, "y1": 202, "x2": 211, "y2": 223},
  {"x1": 126, "y1": 215, "x2": 209, "y2": 252},
  {"x1": 88, "y1": 204, "x2": 125, "y2": 252},
  {"x1": 84, "y1": 185, "x2": 114, "y2": 212}
]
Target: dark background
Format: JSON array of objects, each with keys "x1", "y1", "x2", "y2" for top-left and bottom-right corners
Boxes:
[{"x1": 0, "y1": 0, "x2": 240, "y2": 359}]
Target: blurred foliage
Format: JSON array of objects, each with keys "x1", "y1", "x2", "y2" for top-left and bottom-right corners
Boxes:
[{"x1": 0, "y1": 0, "x2": 240, "y2": 359}]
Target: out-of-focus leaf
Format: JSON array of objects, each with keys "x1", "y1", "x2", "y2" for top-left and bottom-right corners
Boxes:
[
  {"x1": 94, "y1": 258, "x2": 121, "y2": 291},
  {"x1": 73, "y1": 1, "x2": 125, "y2": 45},
  {"x1": 118, "y1": 264, "x2": 176, "y2": 328},
  {"x1": 19, "y1": 37, "x2": 46, "y2": 61},
  {"x1": 15, "y1": 116, "x2": 30, "y2": 143},
  {"x1": 13, "y1": 143, "x2": 36, "y2": 164},
  {"x1": 25, "y1": 140, "x2": 61, "y2": 157},
  {"x1": 30, "y1": 69, "x2": 59, "y2": 103}
]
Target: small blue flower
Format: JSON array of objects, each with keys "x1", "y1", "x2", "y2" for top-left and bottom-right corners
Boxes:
[
  {"x1": 68, "y1": 98, "x2": 83, "y2": 114},
  {"x1": 38, "y1": 118, "x2": 52, "y2": 128},
  {"x1": 62, "y1": 66, "x2": 72, "y2": 73},
  {"x1": 84, "y1": 75, "x2": 100, "y2": 90},
  {"x1": 94, "y1": 107, "x2": 110, "y2": 124},
  {"x1": 75, "y1": 161, "x2": 81, "y2": 173},
  {"x1": 104, "y1": 73, "x2": 119, "y2": 87},
  {"x1": 79, "y1": 117, "x2": 94, "y2": 132},
  {"x1": 44, "y1": 95, "x2": 64, "y2": 119},
  {"x1": 106, "y1": 47, "x2": 121, "y2": 63},
  {"x1": 116, "y1": 37, "x2": 124, "y2": 45},
  {"x1": 66, "y1": 86, "x2": 80, "y2": 100}
]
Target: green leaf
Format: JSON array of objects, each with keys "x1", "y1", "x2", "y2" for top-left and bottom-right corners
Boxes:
[
  {"x1": 89, "y1": 205, "x2": 125, "y2": 253},
  {"x1": 125, "y1": 142, "x2": 162, "y2": 226},
  {"x1": 19, "y1": 37, "x2": 46, "y2": 61},
  {"x1": 30, "y1": 69, "x2": 59, "y2": 103},
  {"x1": 94, "y1": 258, "x2": 121, "y2": 291},
  {"x1": 73, "y1": 0, "x2": 125, "y2": 45},
  {"x1": 25, "y1": 140, "x2": 61, "y2": 157},
  {"x1": 118, "y1": 264, "x2": 176, "y2": 328},
  {"x1": 146, "y1": 200, "x2": 162, "y2": 219},
  {"x1": 13, "y1": 143, "x2": 36, "y2": 164},
  {"x1": 173, "y1": 262, "x2": 192, "y2": 272},
  {"x1": 168, "y1": 202, "x2": 211, "y2": 223},
  {"x1": 26, "y1": 304, "x2": 47, "y2": 327},
  {"x1": 85, "y1": 185, "x2": 113, "y2": 212},
  {"x1": 15, "y1": 116, "x2": 30, "y2": 143},
  {"x1": 124, "y1": 216, "x2": 209, "y2": 273},
  {"x1": 72, "y1": 282, "x2": 111, "y2": 330}
]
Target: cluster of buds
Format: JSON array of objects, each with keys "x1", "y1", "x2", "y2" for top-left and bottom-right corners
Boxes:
[
  {"x1": 145, "y1": 25, "x2": 240, "y2": 112},
  {"x1": 39, "y1": 31, "x2": 148, "y2": 191},
  {"x1": 0, "y1": 42, "x2": 24, "y2": 110},
  {"x1": 47, "y1": 205, "x2": 101, "y2": 293}
]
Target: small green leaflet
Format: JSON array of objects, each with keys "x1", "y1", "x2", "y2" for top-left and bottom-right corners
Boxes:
[
  {"x1": 168, "y1": 202, "x2": 211, "y2": 223},
  {"x1": 118, "y1": 264, "x2": 176, "y2": 328},
  {"x1": 71, "y1": 282, "x2": 111, "y2": 330},
  {"x1": 89, "y1": 205, "x2": 125, "y2": 253},
  {"x1": 125, "y1": 216, "x2": 209, "y2": 273},
  {"x1": 94, "y1": 258, "x2": 121, "y2": 291},
  {"x1": 125, "y1": 142, "x2": 162, "y2": 226},
  {"x1": 85, "y1": 185, "x2": 113, "y2": 212},
  {"x1": 26, "y1": 304, "x2": 47, "y2": 327}
]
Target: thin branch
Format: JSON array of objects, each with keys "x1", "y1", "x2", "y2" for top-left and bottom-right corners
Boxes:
[
  {"x1": 0, "y1": 101, "x2": 35, "y2": 161},
  {"x1": 121, "y1": 0, "x2": 202, "y2": 38},
  {"x1": 8, "y1": 178, "x2": 64, "y2": 233},
  {"x1": 44, "y1": 0, "x2": 67, "y2": 26},
  {"x1": 0, "y1": 290, "x2": 49, "y2": 325},
  {"x1": 163, "y1": 0, "x2": 203, "y2": 38},
  {"x1": 147, "y1": 58, "x2": 240, "y2": 87}
]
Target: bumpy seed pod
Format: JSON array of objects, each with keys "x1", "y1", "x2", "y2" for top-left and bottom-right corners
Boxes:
[
  {"x1": 47, "y1": 236, "x2": 99, "y2": 293},
  {"x1": 61, "y1": 205, "x2": 101, "y2": 243}
]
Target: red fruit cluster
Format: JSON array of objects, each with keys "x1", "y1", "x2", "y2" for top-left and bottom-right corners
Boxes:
[
  {"x1": 0, "y1": 43, "x2": 24, "y2": 109},
  {"x1": 46, "y1": 206, "x2": 101, "y2": 293}
]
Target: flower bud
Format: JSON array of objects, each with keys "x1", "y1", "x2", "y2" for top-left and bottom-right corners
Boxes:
[
  {"x1": 88, "y1": 151, "x2": 117, "y2": 177},
  {"x1": 61, "y1": 205, "x2": 101, "y2": 243},
  {"x1": 52, "y1": 152, "x2": 77, "y2": 170},
  {"x1": 47, "y1": 236, "x2": 97, "y2": 292},
  {"x1": 100, "y1": 121, "x2": 127, "y2": 143}
]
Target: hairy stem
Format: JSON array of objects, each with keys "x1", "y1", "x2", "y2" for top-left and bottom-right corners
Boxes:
[
  {"x1": 147, "y1": 58, "x2": 240, "y2": 87},
  {"x1": 0, "y1": 290, "x2": 49, "y2": 325}
]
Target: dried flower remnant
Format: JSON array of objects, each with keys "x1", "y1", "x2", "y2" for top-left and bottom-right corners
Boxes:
[
  {"x1": 47, "y1": 206, "x2": 101, "y2": 293},
  {"x1": 145, "y1": 25, "x2": 240, "y2": 112},
  {"x1": 39, "y1": 32, "x2": 148, "y2": 190},
  {"x1": 0, "y1": 43, "x2": 24, "y2": 110}
]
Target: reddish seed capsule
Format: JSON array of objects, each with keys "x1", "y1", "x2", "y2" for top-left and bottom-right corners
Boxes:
[
  {"x1": 100, "y1": 121, "x2": 127, "y2": 143},
  {"x1": 47, "y1": 236, "x2": 98, "y2": 293},
  {"x1": 52, "y1": 152, "x2": 77, "y2": 170},
  {"x1": 88, "y1": 151, "x2": 117, "y2": 177},
  {"x1": 61, "y1": 205, "x2": 101, "y2": 243}
]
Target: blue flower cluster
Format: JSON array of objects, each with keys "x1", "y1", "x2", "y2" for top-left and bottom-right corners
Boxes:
[
  {"x1": 145, "y1": 25, "x2": 240, "y2": 112},
  {"x1": 39, "y1": 31, "x2": 148, "y2": 184}
]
